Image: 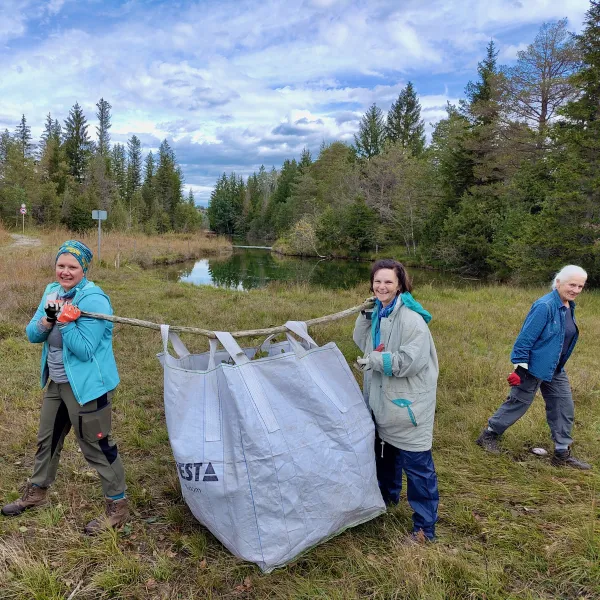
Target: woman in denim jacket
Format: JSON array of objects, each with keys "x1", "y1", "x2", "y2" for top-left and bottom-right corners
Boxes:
[{"x1": 477, "y1": 265, "x2": 590, "y2": 469}]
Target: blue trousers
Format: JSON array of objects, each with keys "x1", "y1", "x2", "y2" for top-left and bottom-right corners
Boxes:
[{"x1": 375, "y1": 431, "x2": 439, "y2": 539}]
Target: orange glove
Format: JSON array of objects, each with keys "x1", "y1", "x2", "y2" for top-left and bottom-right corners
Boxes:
[{"x1": 57, "y1": 303, "x2": 81, "y2": 323}]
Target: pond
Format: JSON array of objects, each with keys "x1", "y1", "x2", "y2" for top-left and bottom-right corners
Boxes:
[{"x1": 158, "y1": 248, "x2": 471, "y2": 290}]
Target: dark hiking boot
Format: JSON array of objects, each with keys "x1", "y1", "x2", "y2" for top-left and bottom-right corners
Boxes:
[
  {"x1": 1, "y1": 483, "x2": 48, "y2": 516},
  {"x1": 551, "y1": 449, "x2": 591, "y2": 470},
  {"x1": 476, "y1": 428, "x2": 501, "y2": 454},
  {"x1": 84, "y1": 497, "x2": 129, "y2": 535}
]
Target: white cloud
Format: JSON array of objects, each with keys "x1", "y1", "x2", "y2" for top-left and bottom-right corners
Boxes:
[
  {"x1": 500, "y1": 42, "x2": 529, "y2": 61},
  {"x1": 0, "y1": 0, "x2": 592, "y2": 203}
]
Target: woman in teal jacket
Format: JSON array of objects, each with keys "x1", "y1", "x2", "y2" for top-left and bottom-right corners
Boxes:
[{"x1": 1, "y1": 241, "x2": 129, "y2": 533}]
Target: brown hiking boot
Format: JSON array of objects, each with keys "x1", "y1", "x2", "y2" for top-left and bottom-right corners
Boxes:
[
  {"x1": 84, "y1": 497, "x2": 129, "y2": 535},
  {"x1": 1, "y1": 483, "x2": 48, "y2": 516},
  {"x1": 476, "y1": 428, "x2": 501, "y2": 454},
  {"x1": 551, "y1": 449, "x2": 591, "y2": 470},
  {"x1": 405, "y1": 529, "x2": 435, "y2": 544}
]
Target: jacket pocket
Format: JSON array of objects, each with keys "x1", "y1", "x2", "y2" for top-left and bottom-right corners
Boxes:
[
  {"x1": 511, "y1": 368, "x2": 541, "y2": 403},
  {"x1": 374, "y1": 388, "x2": 429, "y2": 432},
  {"x1": 78, "y1": 403, "x2": 112, "y2": 443}
]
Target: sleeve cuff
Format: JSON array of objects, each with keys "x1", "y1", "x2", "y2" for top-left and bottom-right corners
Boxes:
[
  {"x1": 381, "y1": 352, "x2": 393, "y2": 376},
  {"x1": 36, "y1": 319, "x2": 51, "y2": 334}
]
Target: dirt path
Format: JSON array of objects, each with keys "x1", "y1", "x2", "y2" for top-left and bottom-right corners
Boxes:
[{"x1": 9, "y1": 233, "x2": 41, "y2": 247}]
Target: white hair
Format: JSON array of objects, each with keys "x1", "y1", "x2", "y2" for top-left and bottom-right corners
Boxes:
[{"x1": 552, "y1": 265, "x2": 588, "y2": 289}]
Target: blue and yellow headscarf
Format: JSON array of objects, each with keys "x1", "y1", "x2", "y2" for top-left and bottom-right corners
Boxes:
[
  {"x1": 56, "y1": 240, "x2": 93, "y2": 273},
  {"x1": 56, "y1": 240, "x2": 93, "y2": 299}
]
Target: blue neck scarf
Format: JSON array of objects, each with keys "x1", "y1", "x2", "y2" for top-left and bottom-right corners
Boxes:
[
  {"x1": 371, "y1": 295, "x2": 399, "y2": 349},
  {"x1": 58, "y1": 277, "x2": 89, "y2": 301},
  {"x1": 371, "y1": 291, "x2": 432, "y2": 349}
]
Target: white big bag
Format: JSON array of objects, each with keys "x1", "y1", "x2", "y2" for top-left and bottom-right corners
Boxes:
[{"x1": 158, "y1": 321, "x2": 385, "y2": 572}]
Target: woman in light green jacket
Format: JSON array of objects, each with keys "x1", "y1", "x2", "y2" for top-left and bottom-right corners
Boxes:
[{"x1": 354, "y1": 259, "x2": 439, "y2": 541}]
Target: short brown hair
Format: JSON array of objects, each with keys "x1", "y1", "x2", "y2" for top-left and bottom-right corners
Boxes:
[{"x1": 369, "y1": 259, "x2": 412, "y2": 294}]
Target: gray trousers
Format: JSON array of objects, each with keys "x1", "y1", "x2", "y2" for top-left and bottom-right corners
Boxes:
[
  {"x1": 488, "y1": 369, "x2": 574, "y2": 448},
  {"x1": 30, "y1": 381, "x2": 126, "y2": 497}
]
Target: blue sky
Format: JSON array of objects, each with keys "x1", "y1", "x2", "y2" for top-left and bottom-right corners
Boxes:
[{"x1": 0, "y1": 0, "x2": 591, "y2": 205}]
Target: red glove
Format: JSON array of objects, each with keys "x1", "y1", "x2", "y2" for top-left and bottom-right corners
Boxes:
[
  {"x1": 507, "y1": 371, "x2": 521, "y2": 386},
  {"x1": 374, "y1": 343, "x2": 385, "y2": 352},
  {"x1": 57, "y1": 303, "x2": 81, "y2": 323}
]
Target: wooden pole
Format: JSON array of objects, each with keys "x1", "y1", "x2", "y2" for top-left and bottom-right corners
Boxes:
[{"x1": 80, "y1": 298, "x2": 375, "y2": 339}]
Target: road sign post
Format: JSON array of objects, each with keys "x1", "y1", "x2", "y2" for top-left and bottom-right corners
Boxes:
[
  {"x1": 20, "y1": 204, "x2": 27, "y2": 234},
  {"x1": 92, "y1": 210, "x2": 108, "y2": 263}
]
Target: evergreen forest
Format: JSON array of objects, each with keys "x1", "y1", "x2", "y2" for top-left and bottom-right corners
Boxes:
[
  {"x1": 0, "y1": 100, "x2": 203, "y2": 234},
  {"x1": 207, "y1": 4, "x2": 600, "y2": 283}
]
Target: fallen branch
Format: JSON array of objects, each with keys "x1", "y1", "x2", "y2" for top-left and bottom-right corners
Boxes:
[{"x1": 81, "y1": 298, "x2": 375, "y2": 339}]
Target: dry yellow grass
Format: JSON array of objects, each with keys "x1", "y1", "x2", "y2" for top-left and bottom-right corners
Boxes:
[{"x1": 0, "y1": 227, "x2": 231, "y2": 326}]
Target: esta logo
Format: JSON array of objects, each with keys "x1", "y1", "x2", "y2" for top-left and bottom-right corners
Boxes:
[{"x1": 176, "y1": 461, "x2": 218, "y2": 482}]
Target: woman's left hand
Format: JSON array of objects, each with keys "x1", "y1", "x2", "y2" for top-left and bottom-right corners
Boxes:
[{"x1": 57, "y1": 303, "x2": 81, "y2": 324}]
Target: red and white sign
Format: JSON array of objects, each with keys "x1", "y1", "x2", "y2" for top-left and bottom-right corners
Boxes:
[{"x1": 19, "y1": 207, "x2": 27, "y2": 215}]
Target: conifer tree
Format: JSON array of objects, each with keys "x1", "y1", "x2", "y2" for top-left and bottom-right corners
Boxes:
[
  {"x1": 155, "y1": 139, "x2": 183, "y2": 228},
  {"x1": 96, "y1": 98, "x2": 112, "y2": 156},
  {"x1": 299, "y1": 147, "x2": 312, "y2": 172},
  {"x1": 207, "y1": 173, "x2": 240, "y2": 234},
  {"x1": 463, "y1": 41, "x2": 499, "y2": 122},
  {"x1": 14, "y1": 114, "x2": 34, "y2": 159},
  {"x1": 144, "y1": 151, "x2": 155, "y2": 181},
  {"x1": 386, "y1": 82, "x2": 426, "y2": 155},
  {"x1": 141, "y1": 151, "x2": 158, "y2": 228},
  {"x1": 40, "y1": 113, "x2": 54, "y2": 153},
  {"x1": 110, "y1": 143, "x2": 127, "y2": 201},
  {"x1": 354, "y1": 104, "x2": 386, "y2": 158},
  {"x1": 0, "y1": 129, "x2": 11, "y2": 164},
  {"x1": 63, "y1": 102, "x2": 91, "y2": 182},
  {"x1": 126, "y1": 135, "x2": 142, "y2": 201},
  {"x1": 52, "y1": 119, "x2": 62, "y2": 141}
]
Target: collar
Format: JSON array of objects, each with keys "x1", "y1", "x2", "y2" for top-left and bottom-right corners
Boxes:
[{"x1": 551, "y1": 288, "x2": 575, "y2": 311}]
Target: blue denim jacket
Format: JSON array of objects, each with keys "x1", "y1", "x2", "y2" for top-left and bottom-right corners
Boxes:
[{"x1": 511, "y1": 289, "x2": 579, "y2": 382}]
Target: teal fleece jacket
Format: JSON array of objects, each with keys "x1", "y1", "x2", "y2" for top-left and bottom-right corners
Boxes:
[{"x1": 26, "y1": 281, "x2": 120, "y2": 405}]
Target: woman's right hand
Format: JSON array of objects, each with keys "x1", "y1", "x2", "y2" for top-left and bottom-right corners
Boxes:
[
  {"x1": 44, "y1": 301, "x2": 61, "y2": 323},
  {"x1": 42, "y1": 297, "x2": 65, "y2": 327}
]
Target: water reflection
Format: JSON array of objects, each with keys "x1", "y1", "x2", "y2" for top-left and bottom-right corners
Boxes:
[{"x1": 159, "y1": 249, "x2": 469, "y2": 291}]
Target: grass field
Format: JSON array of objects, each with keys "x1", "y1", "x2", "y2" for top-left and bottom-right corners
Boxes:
[{"x1": 1, "y1": 228, "x2": 598, "y2": 599}]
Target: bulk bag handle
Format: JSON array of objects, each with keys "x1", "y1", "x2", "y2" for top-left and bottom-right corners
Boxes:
[
  {"x1": 161, "y1": 324, "x2": 221, "y2": 442},
  {"x1": 284, "y1": 321, "x2": 349, "y2": 414},
  {"x1": 212, "y1": 331, "x2": 280, "y2": 433},
  {"x1": 160, "y1": 324, "x2": 191, "y2": 358},
  {"x1": 284, "y1": 321, "x2": 319, "y2": 352}
]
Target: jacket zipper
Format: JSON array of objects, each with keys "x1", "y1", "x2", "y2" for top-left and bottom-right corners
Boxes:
[
  {"x1": 62, "y1": 349, "x2": 81, "y2": 403},
  {"x1": 92, "y1": 356, "x2": 105, "y2": 386}
]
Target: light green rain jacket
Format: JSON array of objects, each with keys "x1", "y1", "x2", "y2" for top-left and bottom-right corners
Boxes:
[{"x1": 353, "y1": 296, "x2": 439, "y2": 452}]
